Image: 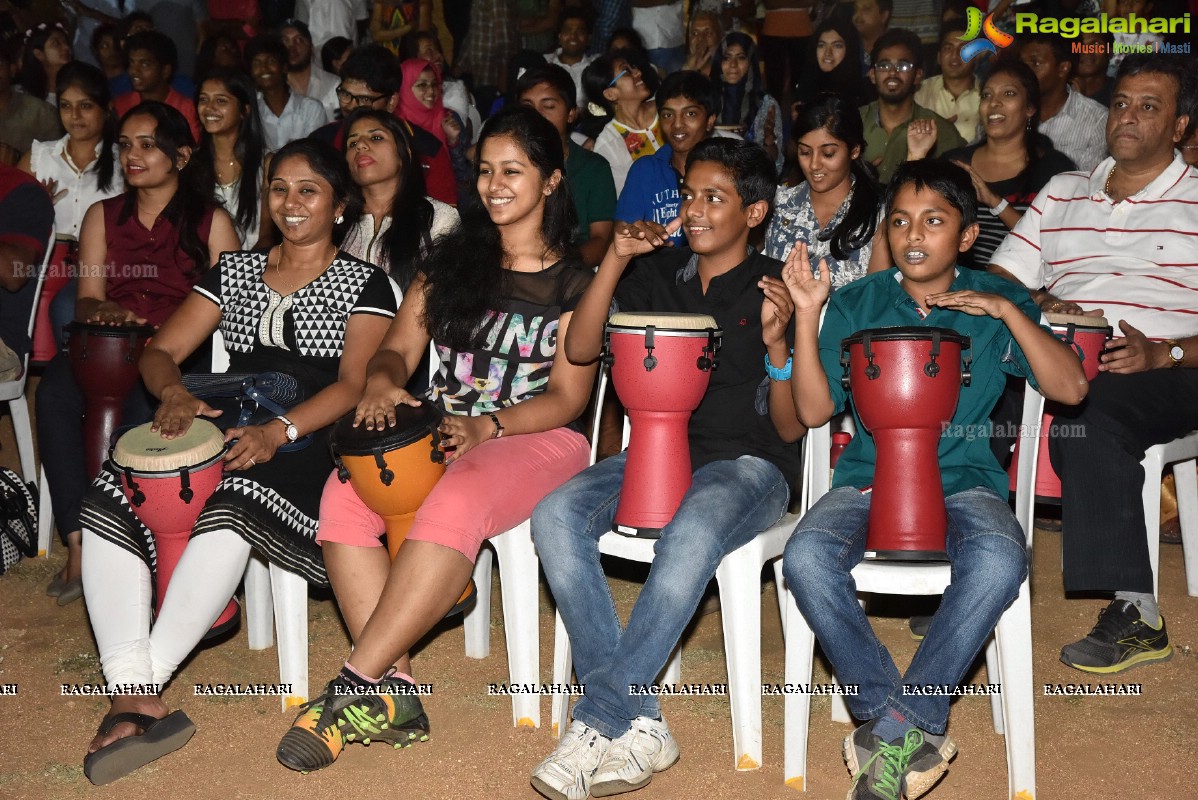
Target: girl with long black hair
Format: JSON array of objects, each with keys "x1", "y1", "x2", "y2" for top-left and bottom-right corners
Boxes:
[
  {"x1": 276, "y1": 106, "x2": 597, "y2": 774},
  {"x1": 765, "y1": 95, "x2": 889, "y2": 288},
  {"x1": 341, "y1": 107, "x2": 459, "y2": 290},
  {"x1": 193, "y1": 68, "x2": 272, "y2": 250},
  {"x1": 19, "y1": 23, "x2": 72, "y2": 103}
]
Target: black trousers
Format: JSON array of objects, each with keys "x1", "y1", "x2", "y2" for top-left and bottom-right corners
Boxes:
[{"x1": 1049, "y1": 368, "x2": 1198, "y2": 594}]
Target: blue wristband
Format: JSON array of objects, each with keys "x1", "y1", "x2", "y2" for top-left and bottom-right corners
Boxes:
[{"x1": 765, "y1": 351, "x2": 793, "y2": 381}]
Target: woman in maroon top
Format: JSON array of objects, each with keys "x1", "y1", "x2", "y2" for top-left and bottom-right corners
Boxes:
[{"x1": 36, "y1": 102, "x2": 240, "y2": 604}]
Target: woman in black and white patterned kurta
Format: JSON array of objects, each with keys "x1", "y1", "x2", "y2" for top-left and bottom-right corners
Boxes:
[{"x1": 77, "y1": 139, "x2": 395, "y2": 786}]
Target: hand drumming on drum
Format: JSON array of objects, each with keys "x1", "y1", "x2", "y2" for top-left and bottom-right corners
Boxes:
[{"x1": 150, "y1": 384, "x2": 285, "y2": 472}]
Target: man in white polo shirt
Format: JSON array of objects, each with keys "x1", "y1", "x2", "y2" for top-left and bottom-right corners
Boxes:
[{"x1": 990, "y1": 54, "x2": 1198, "y2": 675}]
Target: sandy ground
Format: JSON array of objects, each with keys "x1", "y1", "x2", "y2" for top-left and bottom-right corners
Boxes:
[{"x1": 1, "y1": 377, "x2": 1195, "y2": 800}]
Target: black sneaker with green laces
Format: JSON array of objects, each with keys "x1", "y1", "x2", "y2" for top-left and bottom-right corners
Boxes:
[
  {"x1": 844, "y1": 721, "x2": 955, "y2": 800},
  {"x1": 1060, "y1": 599, "x2": 1173, "y2": 674}
]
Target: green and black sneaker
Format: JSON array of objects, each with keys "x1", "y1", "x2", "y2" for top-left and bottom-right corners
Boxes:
[
  {"x1": 336, "y1": 674, "x2": 431, "y2": 750},
  {"x1": 1060, "y1": 599, "x2": 1173, "y2": 674}
]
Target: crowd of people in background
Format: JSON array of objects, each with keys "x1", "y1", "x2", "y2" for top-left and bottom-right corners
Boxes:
[{"x1": 0, "y1": 1, "x2": 1195, "y2": 799}]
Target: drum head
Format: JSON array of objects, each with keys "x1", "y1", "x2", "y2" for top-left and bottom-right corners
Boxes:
[
  {"x1": 112, "y1": 419, "x2": 226, "y2": 473},
  {"x1": 1044, "y1": 312, "x2": 1110, "y2": 330},
  {"x1": 607, "y1": 312, "x2": 719, "y2": 334},
  {"x1": 331, "y1": 400, "x2": 442, "y2": 456},
  {"x1": 841, "y1": 326, "x2": 970, "y2": 348}
]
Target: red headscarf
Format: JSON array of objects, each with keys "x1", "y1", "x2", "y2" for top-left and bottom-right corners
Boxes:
[{"x1": 399, "y1": 58, "x2": 447, "y2": 146}]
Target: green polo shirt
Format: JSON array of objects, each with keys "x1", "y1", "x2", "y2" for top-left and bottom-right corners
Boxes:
[
  {"x1": 819, "y1": 267, "x2": 1045, "y2": 498},
  {"x1": 567, "y1": 141, "x2": 617, "y2": 247},
  {"x1": 860, "y1": 101, "x2": 966, "y2": 186}
]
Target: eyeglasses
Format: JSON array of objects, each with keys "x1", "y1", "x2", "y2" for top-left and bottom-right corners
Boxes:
[
  {"x1": 874, "y1": 60, "x2": 916, "y2": 74},
  {"x1": 607, "y1": 69, "x2": 629, "y2": 88},
  {"x1": 336, "y1": 85, "x2": 387, "y2": 107}
]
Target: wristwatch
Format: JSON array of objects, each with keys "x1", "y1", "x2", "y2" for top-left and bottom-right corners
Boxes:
[
  {"x1": 275, "y1": 415, "x2": 299, "y2": 442},
  {"x1": 487, "y1": 412, "x2": 505, "y2": 439},
  {"x1": 1166, "y1": 340, "x2": 1184, "y2": 368}
]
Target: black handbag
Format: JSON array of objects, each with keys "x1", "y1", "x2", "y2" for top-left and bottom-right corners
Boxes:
[
  {"x1": 180, "y1": 372, "x2": 312, "y2": 452},
  {"x1": 0, "y1": 469, "x2": 37, "y2": 576}
]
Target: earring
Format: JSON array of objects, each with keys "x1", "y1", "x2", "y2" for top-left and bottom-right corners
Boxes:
[{"x1": 334, "y1": 214, "x2": 344, "y2": 224}]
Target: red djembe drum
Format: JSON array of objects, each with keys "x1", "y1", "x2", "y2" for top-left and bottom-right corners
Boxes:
[
  {"x1": 604, "y1": 312, "x2": 721, "y2": 537},
  {"x1": 68, "y1": 321, "x2": 154, "y2": 478},
  {"x1": 1007, "y1": 313, "x2": 1111, "y2": 501},
  {"x1": 841, "y1": 327, "x2": 971, "y2": 560},
  {"x1": 330, "y1": 401, "x2": 476, "y2": 616},
  {"x1": 110, "y1": 420, "x2": 240, "y2": 637}
]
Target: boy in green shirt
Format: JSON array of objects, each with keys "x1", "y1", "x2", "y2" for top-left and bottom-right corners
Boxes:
[{"x1": 781, "y1": 159, "x2": 1086, "y2": 800}]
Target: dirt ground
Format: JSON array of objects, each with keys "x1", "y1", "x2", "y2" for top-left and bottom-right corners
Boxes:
[{"x1": 2, "y1": 378, "x2": 1195, "y2": 800}]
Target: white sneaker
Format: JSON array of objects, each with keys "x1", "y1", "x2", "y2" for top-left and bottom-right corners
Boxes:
[
  {"x1": 531, "y1": 720, "x2": 613, "y2": 800},
  {"x1": 590, "y1": 716, "x2": 680, "y2": 797}
]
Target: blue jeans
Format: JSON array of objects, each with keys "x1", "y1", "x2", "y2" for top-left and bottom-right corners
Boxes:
[
  {"x1": 782, "y1": 486, "x2": 1027, "y2": 734},
  {"x1": 533, "y1": 452, "x2": 790, "y2": 740}
]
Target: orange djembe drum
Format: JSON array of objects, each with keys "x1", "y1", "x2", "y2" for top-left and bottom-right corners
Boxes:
[{"x1": 330, "y1": 401, "x2": 475, "y2": 615}]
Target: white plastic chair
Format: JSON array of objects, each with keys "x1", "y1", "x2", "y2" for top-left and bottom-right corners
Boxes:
[
  {"x1": 459, "y1": 369, "x2": 609, "y2": 729},
  {"x1": 0, "y1": 232, "x2": 55, "y2": 553},
  {"x1": 781, "y1": 388, "x2": 1038, "y2": 797},
  {"x1": 548, "y1": 369, "x2": 795, "y2": 771},
  {"x1": 1140, "y1": 435, "x2": 1198, "y2": 597}
]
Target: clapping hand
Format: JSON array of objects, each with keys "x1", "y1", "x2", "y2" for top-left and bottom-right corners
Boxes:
[
  {"x1": 906, "y1": 119, "x2": 939, "y2": 160},
  {"x1": 780, "y1": 241, "x2": 831, "y2": 316}
]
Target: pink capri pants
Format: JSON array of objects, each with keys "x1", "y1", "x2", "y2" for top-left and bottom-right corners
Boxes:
[{"x1": 317, "y1": 427, "x2": 590, "y2": 561}]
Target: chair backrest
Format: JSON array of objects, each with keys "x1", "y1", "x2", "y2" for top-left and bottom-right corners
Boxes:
[
  {"x1": 5, "y1": 230, "x2": 57, "y2": 381},
  {"x1": 22, "y1": 231, "x2": 55, "y2": 341},
  {"x1": 1012, "y1": 385, "x2": 1047, "y2": 547}
]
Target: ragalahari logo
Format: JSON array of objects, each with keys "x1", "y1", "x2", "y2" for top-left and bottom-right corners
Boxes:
[{"x1": 960, "y1": 7, "x2": 1015, "y2": 62}]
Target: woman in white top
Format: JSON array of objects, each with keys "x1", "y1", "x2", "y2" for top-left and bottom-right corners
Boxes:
[
  {"x1": 193, "y1": 69, "x2": 273, "y2": 250},
  {"x1": 341, "y1": 108, "x2": 458, "y2": 292},
  {"x1": 19, "y1": 61, "x2": 125, "y2": 366},
  {"x1": 19, "y1": 61, "x2": 123, "y2": 240},
  {"x1": 582, "y1": 52, "x2": 662, "y2": 194}
]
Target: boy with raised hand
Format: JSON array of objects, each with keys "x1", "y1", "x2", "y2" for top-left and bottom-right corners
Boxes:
[
  {"x1": 529, "y1": 137, "x2": 804, "y2": 800},
  {"x1": 781, "y1": 159, "x2": 1087, "y2": 800},
  {"x1": 615, "y1": 70, "x2": 719, "y2": 247}
]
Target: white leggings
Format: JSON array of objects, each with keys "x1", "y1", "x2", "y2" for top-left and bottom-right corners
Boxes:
[{"x1": 82, "y1": 528, "x2": 252, "y2": 688}]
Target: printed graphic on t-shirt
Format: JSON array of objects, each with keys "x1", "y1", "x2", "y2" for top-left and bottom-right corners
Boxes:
[{"x1": 431, "y1": 298, "x2": 560, "y2": 415}]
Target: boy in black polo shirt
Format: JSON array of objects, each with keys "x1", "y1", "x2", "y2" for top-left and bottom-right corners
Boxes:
[{"x1": 529, "y1": 138, "x2": 804, "y2": 800}]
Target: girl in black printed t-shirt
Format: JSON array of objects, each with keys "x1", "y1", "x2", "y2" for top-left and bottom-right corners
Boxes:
[{"x1": 276, "y1": 106, "x2": 599, "y2": 773}]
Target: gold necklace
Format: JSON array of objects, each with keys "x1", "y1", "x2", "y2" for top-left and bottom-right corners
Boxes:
[{"x1": 1104, "y1": 164, "x2": 1117, "y2": 199}]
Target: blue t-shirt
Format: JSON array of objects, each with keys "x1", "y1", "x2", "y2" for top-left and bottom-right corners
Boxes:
[{"x1": 615, "y1": 145, "x2": 685, "y2": 244}]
